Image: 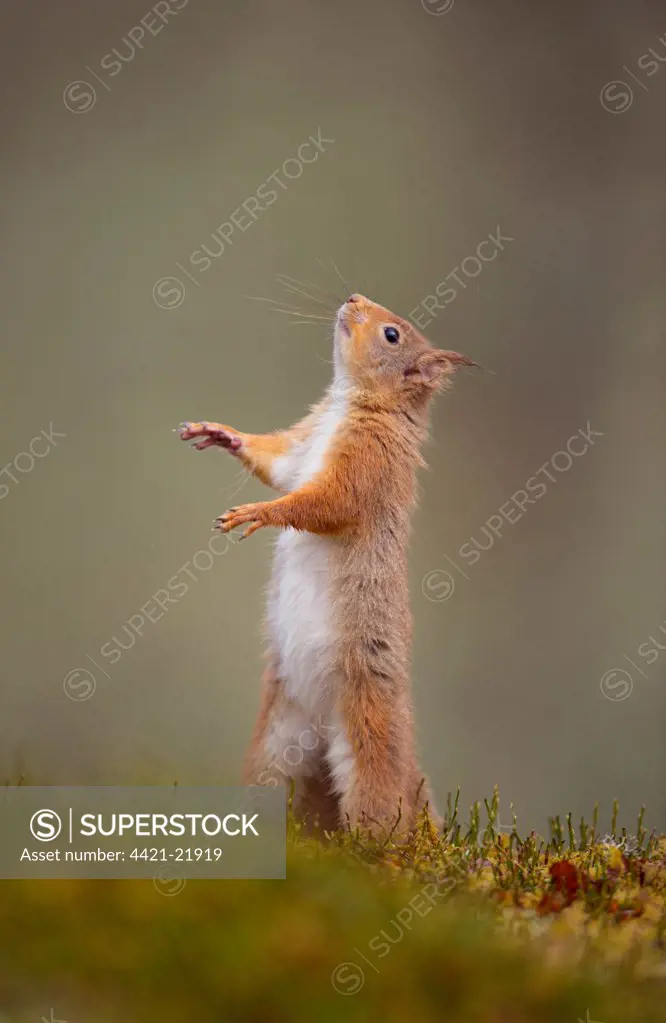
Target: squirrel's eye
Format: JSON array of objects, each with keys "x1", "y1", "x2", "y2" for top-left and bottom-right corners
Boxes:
[{"x1": 383, "y1": 326, "x2": 400, "y2": 345}]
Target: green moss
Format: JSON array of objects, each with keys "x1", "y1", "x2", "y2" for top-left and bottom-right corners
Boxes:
[{"x1": 0, "y1": 791, "x2": 664, "y2": 1022}]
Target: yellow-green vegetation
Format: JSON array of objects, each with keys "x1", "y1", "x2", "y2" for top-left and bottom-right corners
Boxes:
[{"x1": 0, "y1": 790, "x2": 664, "y2": 1023}]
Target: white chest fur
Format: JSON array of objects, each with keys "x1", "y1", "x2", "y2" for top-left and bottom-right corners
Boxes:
[{"x1": 267, "y1": 394, "x2": 346, "y2": 713}]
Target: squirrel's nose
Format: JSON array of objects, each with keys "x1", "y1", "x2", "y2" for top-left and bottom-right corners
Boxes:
[{"x1": 347, "y1": 294, "x2": 361, "y2": 304}]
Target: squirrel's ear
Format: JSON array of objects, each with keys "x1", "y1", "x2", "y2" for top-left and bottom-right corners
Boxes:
[{"x1": 405, "y1": 349, "x2": 478, "y2": 386}]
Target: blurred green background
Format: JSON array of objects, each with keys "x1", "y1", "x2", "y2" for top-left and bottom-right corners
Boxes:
[{"x1": 1, "y1": 0, "x2": 665, "y2": 836}]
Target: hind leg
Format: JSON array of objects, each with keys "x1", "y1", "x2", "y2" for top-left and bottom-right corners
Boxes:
[
  {"x1": 336, "y1": 758, "x2": 440, "y2": 834},
  {"x1": 243, "y1": 658, "x2": 339, "y2": 827},
  {"x1": 242, "y1": 657, "x2": 285, "y2": 787},
  {"x1": 297, "y1": 768, "x2": 340, "y2": 832},
  {"x1": 328, "y1": 678, "x2": 440, "y2": 833}
]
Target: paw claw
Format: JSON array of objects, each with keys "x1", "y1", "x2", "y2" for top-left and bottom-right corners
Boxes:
[
  {"x1": 213, "y1": 502, "x2": 267, "y2": 539},
  {"x1": 176, "y1": 421, "x2": 243, "y2": 451}
]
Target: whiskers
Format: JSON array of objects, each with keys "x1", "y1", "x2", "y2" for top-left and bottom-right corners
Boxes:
[
  {"x1": 243, "y1": 294, "x2": 328, "y2": 328},
  {"x1": 244, "y1": 263, "x2": 352, "y2": 330},
  {"x1": 317, "y1": 257, "x2": 353, "y2": 300},
  {"x1": 276, "y1": 274, "x2": 338, "y2": 310},
  {"x1": 218, "y1": 462, "x2": 252, "y2": 503}
]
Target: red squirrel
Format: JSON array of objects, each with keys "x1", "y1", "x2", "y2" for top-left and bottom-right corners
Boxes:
[{"x1": 178, "y1": 293, "x2": 476, "y2": 831}]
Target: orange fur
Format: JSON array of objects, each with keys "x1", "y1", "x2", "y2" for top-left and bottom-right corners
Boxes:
[{"x1": 178, "y1": 294, "x2": 476, "y2": 831}]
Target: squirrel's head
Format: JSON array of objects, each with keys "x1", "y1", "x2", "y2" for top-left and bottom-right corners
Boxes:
[{"x1": 334, "y1": 294, "x2": 477, "y2": 405}]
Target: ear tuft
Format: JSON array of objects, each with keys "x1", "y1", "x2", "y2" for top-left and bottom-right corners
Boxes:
[
  {"x1": 404, "y1": 351, "x2": 442, "y2": 386},
  {"x1": 405, "y1": 349, "x2": 477, "y2": 387}
]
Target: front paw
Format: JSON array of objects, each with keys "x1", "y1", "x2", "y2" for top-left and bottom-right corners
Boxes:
[
  {"x1": 214, "y1": 502, "x2": 269, "y2": 540},
  {"x1": 177, "y1": 421, "x2": 242, "y2": 452}
]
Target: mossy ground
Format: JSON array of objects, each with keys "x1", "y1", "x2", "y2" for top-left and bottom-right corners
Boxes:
[{"x1": 0, "y1": 790, "x2": 664, "y2": 1022}]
